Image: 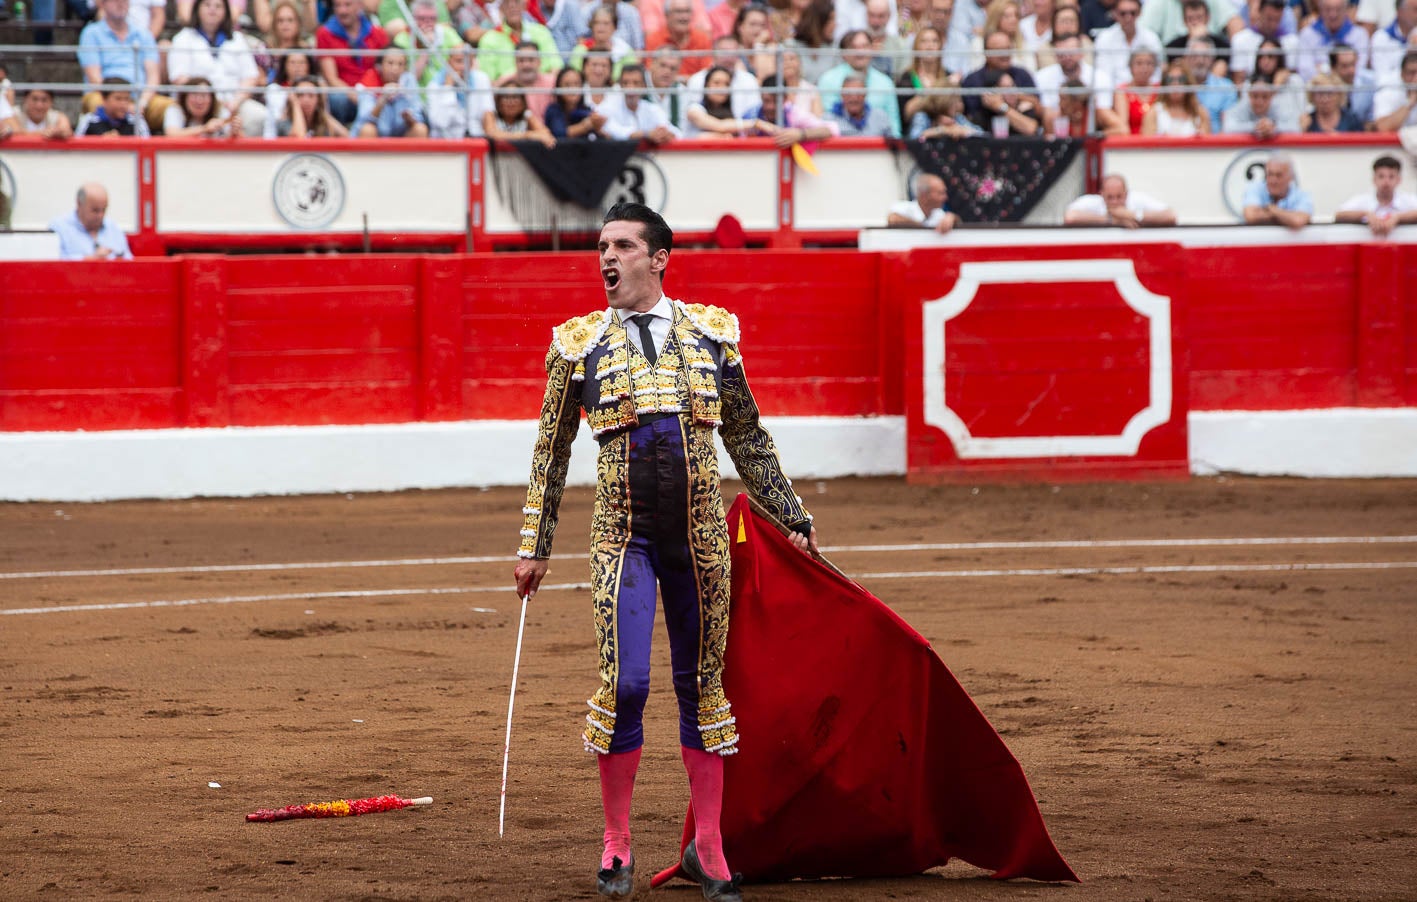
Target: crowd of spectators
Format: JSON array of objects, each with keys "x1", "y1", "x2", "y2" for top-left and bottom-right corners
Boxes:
[{"x1": 2, "y1": 0, "x2": 1416, "y2": 144}]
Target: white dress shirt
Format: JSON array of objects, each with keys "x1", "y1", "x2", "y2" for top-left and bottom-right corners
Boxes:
[
  {"x1": 616, "y1": 296, "x2": 673, "y2": 359},
  {"x1": 1091, "y1": 22, "x2": 1164, "y2": 87},
  {"x1": 595, "y1": 90, "x2": 682, "y2": 140}
]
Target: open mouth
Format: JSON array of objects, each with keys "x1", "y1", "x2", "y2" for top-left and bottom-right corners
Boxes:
[{"x1": 602, "y1": 268, "x2": 621, "y2": 290}]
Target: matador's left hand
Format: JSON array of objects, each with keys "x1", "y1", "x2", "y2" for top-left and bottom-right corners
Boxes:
[{"x1": 788, "y1": 526, "x2": 819, "y2": 558}]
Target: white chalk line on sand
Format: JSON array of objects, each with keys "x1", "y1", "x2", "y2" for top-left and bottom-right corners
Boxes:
[
  {"x1": 4, "y1": 535, "x2": 1417, "y2": 582},
  {"x1": 4, "y1": 561, "x2": 1415, "y2": 616}
]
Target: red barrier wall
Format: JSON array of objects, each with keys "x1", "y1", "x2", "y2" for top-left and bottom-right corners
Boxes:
[{"x1": 1, "y1": 247, "x2": 1411, "y2": 450}]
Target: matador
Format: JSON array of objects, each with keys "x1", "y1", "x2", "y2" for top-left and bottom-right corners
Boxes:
[{"x1": 513, "y1": 203, "x2": 819, "y2": 902}]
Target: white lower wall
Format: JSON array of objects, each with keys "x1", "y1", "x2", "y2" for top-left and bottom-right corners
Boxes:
[{"x1": 1, "y1": 409, "x2": 1412, "y2": 502}]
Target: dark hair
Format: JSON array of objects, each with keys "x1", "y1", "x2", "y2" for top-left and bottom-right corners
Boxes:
[
  {"x1": 589, "y1": 4, "x2": 619, "y2": 28},
  {"x1": 100, "y1": 76, "x2": 135, "y2": 97},
  {"x1": 700, "y1": 65, "x2": 735, "y2": 118},
  {"x1": 191, "y1": 0, "x2": 235, "y2": 39},
  {"x1": 1181, "y1": 0, "x2": 1207, "y2": 10},
  {"x1": 980, "y1": 66, "x2": 1013, "y2": 89},
  {"x1": 515, "y1": 39, "x2": 540, "y2": 52},
  {"x1": 290, "y1": 75, "x2": 334, "y2": 135},
  {"x1": 759, "y1": 72, "x2": 781, "y2": 89},
  {"x1": 23, "y1": 87, "x2": 54, "y2": 100},
  {"x1": 1404, "y1": 49, "x2": 1417, "y2": 71},
  {"x1": 553, "y1": 66, "x2": 588, "y2": 111},
  {"x1": 795, "y1": 0, "x2": 836, "y2": 48},
  {"x1": 1328, "y1": 43, "x2": 1357, "y2": 69},
  {"x1": 839, "y1": 28, "x2": 870, "y2": 50},
  {"x1": 732, "y1": 2, "x2": 768, "y2": 44},
  {"x1": 1257, "y1": 0, "x2": 1285, "y2": 11},
  {"x1": 603, "y1": 202, "x2": 673, "y2": 256},
  {"x1": 180, "y1": 76, "x2": 220, "y2": 124},
  {"x1": 277, "y1": 51, "x2": 312, "y2": 86},
  {"x1": 1374, "y1": 154, "x2": 1403, "y2": 172}
]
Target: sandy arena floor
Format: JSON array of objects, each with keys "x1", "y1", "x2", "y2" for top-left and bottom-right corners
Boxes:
[{"x1": 1, "y1": 477, "x2": 1414, "y2": 901}]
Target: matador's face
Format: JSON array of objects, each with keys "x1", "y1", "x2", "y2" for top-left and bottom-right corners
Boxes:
[{"x1": 598, "y1": 220, "x2": 668, "y2": 312}]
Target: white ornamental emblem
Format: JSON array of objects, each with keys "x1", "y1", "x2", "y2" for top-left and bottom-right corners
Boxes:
[{"x1": 272, "y1": 154, "x2": 346, "y2": 229}]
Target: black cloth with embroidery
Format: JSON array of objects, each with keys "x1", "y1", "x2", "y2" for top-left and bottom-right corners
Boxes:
[
  {"x1": 503, "y1": 138, "x2": 641, "y2": 209},
  {"x1": 903, "y1": 136, "x2": 1082, "y2": 223}
]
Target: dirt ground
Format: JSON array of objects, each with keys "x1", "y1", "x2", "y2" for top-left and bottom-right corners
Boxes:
[{"x1": 1, "y1": 477, "x2": 1414, "y2": 902}]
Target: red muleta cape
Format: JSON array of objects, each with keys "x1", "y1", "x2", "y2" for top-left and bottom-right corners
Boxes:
[{"x1": 652, "y1": 494, "x2": 1079, "y2": 887}]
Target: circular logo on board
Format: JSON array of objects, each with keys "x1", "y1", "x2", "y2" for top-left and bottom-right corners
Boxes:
[
  {"x1": 1221, "y1": 148, "x2": 1278, "y2": 222},
  {"x1": 272, "y1": 154, "x2": 346, "y2": 229},
  {"x1": 601, "y1": 154, "x2": 668, "y2": 212}
]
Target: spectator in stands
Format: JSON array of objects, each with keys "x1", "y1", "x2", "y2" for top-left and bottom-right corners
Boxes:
[
  {"x1": 582, "y1": 51, "x2": 617, "y2": 106},
  {"x1": 535, "y1": 0, "x2": 592, "y2": 61},
  {"x1": 1251, "y1": 37, "x2": 1305, "y2": 125},
  {"x1": 127, "y1": 0, "x2": 168, "y2": 41},
  {"x1": 818, "y1": 29, "x2": 902, "y2": 135},
  {"x1": 899, "y1": 26, "x2": 952, "y2": 122},
  {"x1": 641, "y1": 0, "x2": 713, "y2": 40},
  {"x1": 1064, "y1": 173, "x2": 1177, "y2": 226},
  {"x1": 865, "y1": 0, "x2": 910, "y2": 75},
  {"x1": 647, "y1": 46, "x2": 688, "y2": 124},
  {"x1": 733, "y1": 3, "x2": 779, "y2": 77},
  {"x1": 163, "y1": 77, "x2": 242, "y2": 137},
  {"x1": 709, "y1": 0, "x2": 751, "y2": 40},
  {"x1": 263, "y1": 51, "x2": 312, "y2": 137},
  {"x1": 1184, "y1": 35, "x2": 1237, "y2": 129},
  {"x1": 776, "y1": 47, "x2": 825, "y2": 115},
  {"x1": 1113, "y1": 48, "x2": 1160, "y2": 133},
  {"x1": 826, "y1": 72, "x2": 894, "y2": 134},
  {"x1": 1242, "y1": 152, "x2": 1312, "y2": 229},
  {"x1": 2, "y1": 88, "x2": 74, "y2": 140},
  {"x1": 1335, "y1": 155, "x2": 1417, "y2": 237},
  {"x1": 888, "y1": 172, "x2": 959, "y2": 231},
  {"x1": 1091, "y1": 0, "x2": 1162, "y2": 85},
  {"x1": 682, "y1": 36, "x2": 762, "y2": 122},
  {"x1": 497, "y1": 41, "x2": 558, "y2": 117},
  {"x1": 648, "y1": 0, "x2": 715, "y2": 77},
  {"x1": 1303, "y1": 72, "x2": 1365, "y2": 132},
  {"x1": 910, "y1": 88, "x2": 984, "y2": 137},
  {"x1": 168, "y1": 0, "x2": 269, "y2": 138},
  {"x1": 252, "y1": 0, "x2": 318, "y2": 35},
  {"x1": 1224, "y1": 73, "x2": 1299, "y2": 135},
  {"x1": 353, "y1": 49, "x2": 430, "y2": 137},
  {"x1": 570, "y1": 6, "x2": 637, "y2": 76},
  {"x1": 76, "y1": 79, "x2": 152, "y2": 136},
  {"x1": 51, "y1": 183, "x2": 133, "y2": 260},
  {"x1": 1034, "y1": 3, "x2": 1092, "y2": 70},
  {"x1": 782, "y1": 0, "x2": 840, "y2": 83},
  {"x1": 478, "y1": 0, "x2": 563, "y2": 82},
  {"x1": 1374, "y1": 51, "x2": 1417, "y2": 131},
  {"x1": 594, "y1": 0, "x2": 647, "y2": 53},
  {"x1": 427, "y1": 44, "x2": 496, "y2": 137},
  {"x1": 394, "y1": 0, "x2": 468, "y2": 91},
  {"x1": 968, "y1": 68, "x2": 1043, "y2": 133},
  {"x1": 951, "y1": 0, "x2": 991, "y2": 44},
  {"x1": 316, "y1": 0, "x2": 392, "y2": 125},
  {"x1": 1372, "y1": 0, "x2": 1417, "y2": 80},
  {"x1": 450, "y1": 0, "x2": 502, "y2": 47},
  {"x1": 932, "y1": 0, "x2": 974, "y2": 74},
  {"x1": 255, "y1": 0, "x2": 313, "y2": 83},
  {"x1": 483, "y1": 82, "x2": 558, "y2": 144},
  {"x1": 1037, "y1": 31, "x2": 1123, "y2": 133},
  {"x1": 1329, "y1": 45, "x2": 1376, "y2": 125},
  {"x1": 78, "y1": 0, "x2": 162, "y2": 126},
  {"x1": 1141, "y1": 61, "x2": 1210, "y2": 134},
  {"x1": 595, "y1": 62, "x2": 681, "y2": 141},
  {"x1": 960, "y1": 29, "x2": 1037, "y2": 117},
  {"x1": 1229, "y1": 0, "x2": 1297, "y2": 79},
  {"x1": 1080, "y1": 0, "x2": 1118, "y2": 37},
  {"x1": 275, "y1": 76, "x2": 351, "y2": 136},
  {"x1": 1152, "y1": 0, "x2": 1238, "y2": 51},
  {"x1": 1296, "y1": 0, "x2": 1368, "y2": 81},
  {"x1": 1020, "y1": 0, "x2": 1055, "y2": 64},
  {"x1": 743, "y1": 72, "x2": 839, "y2": 138},
  {"x1": 542, "y1": 64, "x2": 606, "y2": 136},
  {"x1": 968, "y1": 0, "x2": 1030, "y2": 72},
  {"x1": 684, "y1": 65, "x2": 749, "y2": 134}
]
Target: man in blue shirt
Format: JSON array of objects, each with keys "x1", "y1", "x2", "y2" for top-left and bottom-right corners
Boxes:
[
  {"x1": 817, "y1": 29, "x2": 902, "y2": 136},
  {"x1": 1242, "y1": 152, "x2": 1313, "y2": 229},
  {"x1": 826, "y1": 75, "x2": 895, "y2": 135},
  {"x1": 50, "y1": 182, "x2": 133, "y2": 261},
  {"x1": 77, "y1": 0, "x2": 161, "y2": 119}
]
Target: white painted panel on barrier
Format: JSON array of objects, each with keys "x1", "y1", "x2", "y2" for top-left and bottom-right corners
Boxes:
[
  {"x1": 154, "y1": 151, "x2": 468, "y2": 232},
  {"x1": 1104, "y1": 142, "x2": 1403, "y2": 226},
  {"x1": 793, "y1": 148, "x2": 906, "y2": 230},
  {"x1": 655, "y1": 150, "x2": 779, "y2": 230},
  {"x1": 1, "y1": 150, "x2": 139, "y2": 231}
]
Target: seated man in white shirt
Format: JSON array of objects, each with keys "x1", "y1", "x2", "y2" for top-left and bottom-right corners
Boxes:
[
  {"x1": 887, "y1": 172, "x2": 960, "y2": 233},
  {"x1": 1334, "y1": 154, "x2": 1417, "y2": 237},
  {"x1": 1374, "y1": 50, "x2": 1417, "y2": 131},
  {"x1": 1295, "y1": 0, "x2": 1369, "y2": 81},
  {"x1": 595, "y1": 63, "x2": 682, "y2": 142},
  {"x1": 1063, "y1": 173, "x2": 1177, "y2": 227},
  {"x1": 1090, "y1": 0, "x2": 1164, "y2": 87}
]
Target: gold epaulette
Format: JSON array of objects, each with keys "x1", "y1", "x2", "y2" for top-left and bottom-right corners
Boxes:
[
  {"x1": 675, "y1": 301, "x2": 741, "y2": 344},
  {"x1": 551, "y1": 310, "x2": 612, "y2": 362}
]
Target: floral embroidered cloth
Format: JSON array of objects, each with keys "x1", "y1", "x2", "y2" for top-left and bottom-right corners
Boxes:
[{"x1": 903, "y1": 136, "x2": 1082, "y2": 223}]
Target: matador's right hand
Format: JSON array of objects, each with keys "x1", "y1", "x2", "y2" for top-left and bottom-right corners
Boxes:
[{"x1": 514, "y1": 558, "x2": 550, "y2": 600}]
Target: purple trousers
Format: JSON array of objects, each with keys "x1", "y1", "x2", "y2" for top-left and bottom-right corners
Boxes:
[{"x1": 606, "y1": 417, "x2": 707, "y2": 753}]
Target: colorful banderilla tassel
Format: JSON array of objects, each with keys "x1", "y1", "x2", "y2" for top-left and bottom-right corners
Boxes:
[{"x1": 245, "y1": 794, "x2": 432, "y2": 822}]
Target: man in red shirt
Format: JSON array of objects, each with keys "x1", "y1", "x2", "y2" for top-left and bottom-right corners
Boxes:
[
  {"x1": 647, "y1": 0, "x2": 713, "y2": 77},
  {"x1": 316, "y1": 0, "x2": 391, "y2": 124}
]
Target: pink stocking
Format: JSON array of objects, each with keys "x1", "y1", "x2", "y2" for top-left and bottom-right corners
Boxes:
[
  {"x1": 681, "y1": 746, "x2": 732, "y2": 881},
  {"x1": 598, "y1": 748, "x2": 641, "y2": 869}
]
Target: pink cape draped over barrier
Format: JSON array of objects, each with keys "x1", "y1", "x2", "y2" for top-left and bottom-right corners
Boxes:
[{"x1": 652, "y1": 494, "x2": 1079, "y2": 887}]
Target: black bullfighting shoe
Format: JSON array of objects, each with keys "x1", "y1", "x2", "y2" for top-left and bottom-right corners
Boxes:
[
  {"x1": 681, "y1": 840, "x2": 743, "y2": 902},
  {"x1": 596, "y1": 854, "x2": 634, "y2": 899}
]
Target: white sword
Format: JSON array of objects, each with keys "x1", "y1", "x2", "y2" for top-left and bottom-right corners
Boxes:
[{"x1": 498, "y1": 594, "x2": 530, "y2": 837}]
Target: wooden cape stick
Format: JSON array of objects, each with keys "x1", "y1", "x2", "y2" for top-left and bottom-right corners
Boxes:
[{"x1": 744, "y1": 494, "x2": 847, "y2": 580}]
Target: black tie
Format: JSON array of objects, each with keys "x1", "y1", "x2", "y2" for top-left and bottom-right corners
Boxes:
[{"x1": 630, "y1": 313, "x2": 658, "y2": 365}]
